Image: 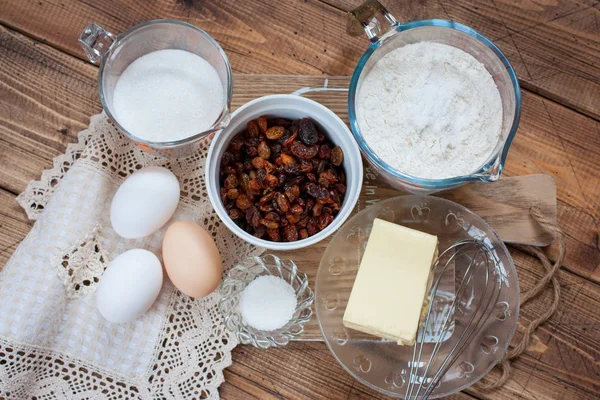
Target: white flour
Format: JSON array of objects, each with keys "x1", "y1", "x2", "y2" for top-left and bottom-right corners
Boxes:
[{"x1": 357, "y1": 42, "x2": 503, "y2": 179}]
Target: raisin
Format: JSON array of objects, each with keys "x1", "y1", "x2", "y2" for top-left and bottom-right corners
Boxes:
[
  {"x1": 298, "y1": 217, "x2": 309, "y2": 228},
  {"x1": 318, "y1": 213, "x2": 334, "y2": 230},
  {"x1": 318, "y1": 144, "x2": 331, "y2": 159},
  {"x1": 306, "y1": 173, "x2": 317, "y2": 183},
  {"x1": 248, "y1": 179, "x2": 262, "y2": 194},
  {"x1": 266, "y1": 126, "x2": 286, "y2": 140},
  {"x1": 261, "y1": 219, "x2": 279, "y2": 229},
  {"x1": 239, "y1": 173, "x2": 250, "y2": 191},
  {"x1": 227, "y1": 188, "x2": 239, "y2": 200},
  {"x1": 267, "y1": 228, "x2": 280, "y2": 241},
  {"x1": 280, "y1": 154, "x2": 296, "y2": 165},
  {"x1": 312, "y1": 202, "x2": 323, "y2": 217},
  {"x1": 265, "y1": 174, "x2": 279, "y2": 188},
  {"x1": 281, "y1": 130, "x2": 298, "y2": 148},
  {"x1": 224, "y1": 174, "x2": 238, "y2": 189},
  {"x1": 334, "y1": 183, "x2": 346, "y2": 194},
  {"x1": 271, "y1": 143, "x2": 282, "y2": 158},
  {"x1": 243, "y1": 160, "x2": 254, "y2": 171},
  {"x1": 246, "y1": 146, "x2": 258, "y2": 157},
  {"x1": 307, "y1": 217, "x2": 318, "y2": 236},
  {"x1": 223, "y1": 165, "x2": 236, "y2": 175},
  {"x1": 259, "y1": 202, "x2": 274, "y2": 212},
  {"x1": 299, "y1": 118, "x2": 318, "y2": 145},
  {"x1": 247, "y1": 120, "x2": 260, "y2": 138},
  {"x1": 318, "y1": 176, "x2": 330, "y2": 188},
  {"x1": 229, "y1": 136, "x2": 244, "y2": 152},
  {"x1": 278, "y1": 174, "x2": 287, "y2": 185},
  {"x1": 319, "y1": 170, "x2": 338, "y2": 187},
  {"x1": 258, "y1": 141, "x2": 271, "y2": 159},
  {"x1": 285, "y1": 185, "x2": 300, "y2": 203},
  {"x1": 306, "y1": 183, "x2": 329, "y2": 199},
  {"x1": 284, "y1": 224, "x2": 299, "y2": 242},
  {"x1": 286, "y1": 213, "x2": 301, "y2": 224},
  {"x1": 229, "y1": 208, "x2": 243, "y2": 219},
  {"x1": 259, "y1": 192, "x2": 276, "y2": 205},
  {"x1": 316, "y1": 159, "x2": 327, "y2": 174},
  {"x1": 252, "y1": 157, "x2": 265, "y2": 169},
  {"x1": 220, "y1": 187, "x2": 228, "y2": 202},
  {"x1": 299, "y1": 228, "x2": 309, "y2": 239},
  {"x1": 329, "y1": 190, "x2": 341, "y2": 205},
  {"x1": 256, "y1": 169, "x2": 267, "y2": 188},
  {"x1": 317, "y1": 132, "x2": 325, "y2": 144},
  {"x1": 234, "y1": 162, "x2": 244, "y2": 174},
  {"x1": 265, "y1": 161, "x2": 276, "y2": 175},
  {"x1": 276, "y1": 192, "x2": 290, "y2": 213},
  {"x1": 290, "y1": 204, "x2": 303, "y2": 214},
  {"x1": 291, "y1": 141, "x2": 318, "y2": 159},
  {"x1": 285, "y1": 163, "x2": 300, "y2": 174},
  {"x1": 221, "y1": 151, "x2": 236, "y2": 166},
  {"x1": 284, "y1": 176, "x2": 304, "y2": 191},
  {"x1": 305, "y1": 199, "x2": 315, "y2": 214},
  {"x1": 236, "y1": 194, "x2": 252, "y2": 211},
  {"x1": 253, "y1": 226, "x2": 266, "y2": 238},
  {"x1": 331, "y1": 146, "x2": 344, "y2": 166},
  {"x1": 266, "y1": 211, "x2": 281, "y2": 222},
  {"x1": 299, "y1": 159, "x2": 313, "y2": 173},
  {"x1": 257, "y1": 116, "x2": 268, "y2": 133}
]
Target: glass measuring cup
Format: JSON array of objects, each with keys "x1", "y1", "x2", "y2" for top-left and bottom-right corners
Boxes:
[
  {"x1": 79, "y1": 20, "x2": 232, "y2": 158},
  {"x1": 347, "y1": 0, "x2": 521, "y2": 194}
]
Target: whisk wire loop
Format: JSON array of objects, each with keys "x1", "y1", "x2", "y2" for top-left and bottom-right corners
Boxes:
[{"x1": 405, "y1": 239, "x2": 503, "y2": 400}]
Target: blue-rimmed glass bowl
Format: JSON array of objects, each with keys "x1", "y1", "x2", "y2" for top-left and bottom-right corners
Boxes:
[{"x1": 347, "y1": 0, "x2": 521, "y2": 194}]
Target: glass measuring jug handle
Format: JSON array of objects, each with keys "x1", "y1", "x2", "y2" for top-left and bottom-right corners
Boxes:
[
  {"x1": 79, "y1": 23, "x2": 116, "y2": 64},
  {"x1": 346, "y1": 0, "x2": 399, "y2": 42}
]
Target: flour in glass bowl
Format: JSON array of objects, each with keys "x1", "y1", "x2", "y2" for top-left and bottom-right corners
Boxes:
[{"x1": 357, "y1": 42, "x2": 503, "y2": 179}]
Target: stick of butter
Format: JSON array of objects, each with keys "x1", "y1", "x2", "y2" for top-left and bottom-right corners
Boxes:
[{"x1": 342, "y1": 218, "x2": 438, "y2": 345}]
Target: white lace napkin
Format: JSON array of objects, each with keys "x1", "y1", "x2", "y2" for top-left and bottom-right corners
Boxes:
[{"x1": 0, "y1": 113, "x2": 263, "y2": 399}]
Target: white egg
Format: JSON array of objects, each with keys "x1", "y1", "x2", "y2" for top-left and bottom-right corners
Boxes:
[
  {"x1": 110, "y1": 166, "x2": 180, "y2": 239},
  {"x1": 96, "y1": 249, "x2": 163, "y2": 323}
]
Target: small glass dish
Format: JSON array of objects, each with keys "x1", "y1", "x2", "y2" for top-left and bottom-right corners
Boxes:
[{"x1": 219, "y1": 254, "x2": 315, "y2": 349}]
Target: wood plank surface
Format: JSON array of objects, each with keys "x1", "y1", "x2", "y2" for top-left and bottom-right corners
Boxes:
[
  {"x1": 1, "y1": 1, "x2": 599, "y2": 399},
  {"x1": 0, "y1": 0, "x2": 598, "y2": 120}
]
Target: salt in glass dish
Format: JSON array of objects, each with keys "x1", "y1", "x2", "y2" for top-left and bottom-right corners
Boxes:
[{"x1": 219, "y1": 254, "x2": 315, "y2": 349}]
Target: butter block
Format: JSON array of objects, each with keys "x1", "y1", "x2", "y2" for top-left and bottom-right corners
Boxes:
[{"x1": 342, "y1": 218, "x2": 438, "y2": 345}]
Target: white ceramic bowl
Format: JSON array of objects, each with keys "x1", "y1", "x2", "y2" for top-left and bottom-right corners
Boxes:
[{"x1": 206, "y1": 94, "x2": 363, "y2": 250}]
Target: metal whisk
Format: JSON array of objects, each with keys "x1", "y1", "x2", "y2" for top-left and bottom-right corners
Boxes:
[{"x1": 405, "y1": 239, "x2": 503, "y2": 400}]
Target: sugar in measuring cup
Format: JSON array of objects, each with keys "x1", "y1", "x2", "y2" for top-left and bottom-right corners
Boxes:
[
  {"x1": 347, "y1": 0, "x2": 521, "y2": 194},
  {"x1": 79, "y1": 20, "x2": 232, "y2": 157}
]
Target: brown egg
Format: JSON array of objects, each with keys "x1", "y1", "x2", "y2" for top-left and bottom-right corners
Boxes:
[{"x1": 162, "y1": 220, "x2": 222, "y2": 298}]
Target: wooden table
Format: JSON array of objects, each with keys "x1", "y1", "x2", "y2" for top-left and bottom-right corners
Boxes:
[{"x1": 1, "y1": 1, "x2": 598, "y2": 399}]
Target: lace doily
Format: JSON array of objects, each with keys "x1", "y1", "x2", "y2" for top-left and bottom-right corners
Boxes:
[{"x1": 0, "y1": 113, "x2": 263, "y2": 399}]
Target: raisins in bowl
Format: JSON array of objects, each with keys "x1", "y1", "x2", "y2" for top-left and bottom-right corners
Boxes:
[{"x1": 219, "y1": 116, "x2": 346, "y2": 243}]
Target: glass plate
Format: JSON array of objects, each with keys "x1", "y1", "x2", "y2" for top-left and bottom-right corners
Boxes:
[{"x1": 315, "y1": 195, "x2": 519, "y2": 398}]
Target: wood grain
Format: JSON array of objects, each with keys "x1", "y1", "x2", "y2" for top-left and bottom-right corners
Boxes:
[
  {"x1": 0, "y1": 6, "x2": 599, "y2": 399},
  {"x1": 0, "y1": 0, "x2": 598, "y2": 120}
]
